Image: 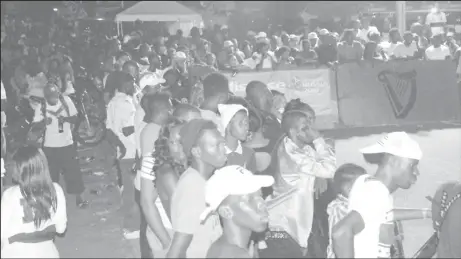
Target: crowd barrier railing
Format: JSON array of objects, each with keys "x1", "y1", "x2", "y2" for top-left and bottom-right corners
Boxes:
[
  {"x1": 223, "y1": 60, "x2": 461, "y2": 129},
  {"x1": 223, "y1": 66, "x2": 339, "y2": 130}
]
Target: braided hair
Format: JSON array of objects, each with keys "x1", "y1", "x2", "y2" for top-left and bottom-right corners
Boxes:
[{"x1": 152, "y1": 117, "x2": 186, "y2": 178}]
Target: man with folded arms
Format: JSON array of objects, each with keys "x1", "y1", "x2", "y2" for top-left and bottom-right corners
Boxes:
[
  {"x1": 333, "y1": 132, "x2": 430, "y2": 258},
  {"x1": 203, "y1": 165, "x2": 275, "y2": 258}
]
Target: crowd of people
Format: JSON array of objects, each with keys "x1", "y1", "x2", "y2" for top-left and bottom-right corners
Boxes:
[{"x1": 1, "y1": 10, "x2": 461, "y2": 259}]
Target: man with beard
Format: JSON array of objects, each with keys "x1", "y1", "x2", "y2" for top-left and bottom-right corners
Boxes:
[
  {"x1": 333, "y1": 132, "x2": 423, "y2": 258},
  {"x1": 166, "y1": 119, "x2": 227, "y2": 258},
  {"x1": 32, "y1": 83, "x2": 87, "y2": 207},
  {"x1": 203, "y1": 165, "x2": 274, "y2": 258}
]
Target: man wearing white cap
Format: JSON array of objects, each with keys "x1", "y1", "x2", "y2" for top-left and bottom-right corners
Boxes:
[
  {"x1": 333, "y1": 132, "x2": 423, "y2": 258},
  {"x1": 204, "y1": 165, "x2": 274, "y2": 258}
]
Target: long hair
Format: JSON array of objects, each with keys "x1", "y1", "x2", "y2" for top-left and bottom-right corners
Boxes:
[
  {"x1": 12, "y1": 145, "x2": 57, "y2": 228},
  {"x1": 152, "y1": 118, "x2": 186, "y2": 178}
]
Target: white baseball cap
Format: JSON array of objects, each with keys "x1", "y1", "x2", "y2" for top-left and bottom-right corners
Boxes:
[
  {"x1": 360, "y1": 132, "x2": 423, "y2": 160},
  {"x1": 199, "y1": 165, "x2": 274, "y2": 222},
  {"x1": 218, "y1": 104, "x2": 248, "y2": 133},
  {"x1": 139, "y1": 72, "x2": 166, "y2": 90}
]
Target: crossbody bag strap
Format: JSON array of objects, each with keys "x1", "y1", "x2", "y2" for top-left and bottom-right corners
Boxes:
[{"x1": 436, "y1": 192, "x2": 461, "y2": 232}]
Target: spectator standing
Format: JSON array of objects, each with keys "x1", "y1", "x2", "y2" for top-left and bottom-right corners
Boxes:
[
  {"x1": 337, "y1": 29, "x2": 364, "y2": 63},
  {"x1": 357, "y1": 15, "x2": 380, "y2": 43},
  {"x1": 32, "y1": 83, "x2": 87, "y2": 208},
  {"x1": 167, "y1": 119, "x2": 226, "y2": 258},
  {"x1": 1, "y1": 146, "x2": 67, "y2": 258},
  {"x1": 425, "y1": 3, "x2": 447, "y2": 36},
  {"x1": 105, "y1": 72, "x2": 139, "y2": 238}
]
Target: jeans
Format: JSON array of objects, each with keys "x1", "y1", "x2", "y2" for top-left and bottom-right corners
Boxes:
[
  {"x1": 43, "y1": 145, "x2": 85, "y2": 195},
  {"x1": 135, "y1": 189, "x2": 153, "y2": 258},
  {"x1": 119, "y1": 158, "x2": 140, "y2": 232}
]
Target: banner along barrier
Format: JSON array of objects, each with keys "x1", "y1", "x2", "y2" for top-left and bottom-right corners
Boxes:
[
  {"x1": 336, "y1": 60, "x2": 461, "y2": 127},
  {"x1": 225, "y1": 68, "x2": 339, "y2": 130}
]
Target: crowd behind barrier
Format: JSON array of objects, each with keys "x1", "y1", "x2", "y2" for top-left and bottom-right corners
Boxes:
[{"x1": 223, "y1": 59, "x2": 461, "y2": 130}]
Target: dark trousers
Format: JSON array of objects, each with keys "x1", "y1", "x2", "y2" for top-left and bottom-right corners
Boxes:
[
  {"x1": 43, "y1": 144, "x2": 84, "y2": 194},
  {"x1": 135, "y1": 189, "x2": 153, "y2": 258}
]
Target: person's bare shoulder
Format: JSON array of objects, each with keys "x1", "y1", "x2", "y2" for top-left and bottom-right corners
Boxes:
[{"x1": 207, "y1": 241, "x2": 251, "y2": 258}]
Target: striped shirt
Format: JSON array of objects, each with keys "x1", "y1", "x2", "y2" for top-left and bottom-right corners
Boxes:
[{"x1": 326, "y1": 194, "x2": 350, "y2": 258}]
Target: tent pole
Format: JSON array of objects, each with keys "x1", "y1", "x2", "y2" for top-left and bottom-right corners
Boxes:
[{"x1": 396, "y1": 1, "x2": 406, "y2": 36}]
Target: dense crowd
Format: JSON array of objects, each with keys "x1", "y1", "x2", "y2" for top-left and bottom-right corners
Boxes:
[{"x1": 1, "y1": 10, "x2": 461, "y2": 259}]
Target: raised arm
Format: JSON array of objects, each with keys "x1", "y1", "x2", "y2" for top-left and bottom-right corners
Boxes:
[{"x1": 295, "y1": 137, "x2": 336, "y2": 178}]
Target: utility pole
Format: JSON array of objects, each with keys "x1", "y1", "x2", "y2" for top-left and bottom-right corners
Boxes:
[{"x1": 396, "y1": 1, "x2": 406, "y2": 35}]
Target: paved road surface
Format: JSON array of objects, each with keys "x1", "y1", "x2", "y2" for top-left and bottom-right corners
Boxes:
[
  {"x1": 335, "y1": 127, "x2": 461, "y2": 257},
  {"x1": 54, "y1": 127, "x2": 461, "y2": 258}
]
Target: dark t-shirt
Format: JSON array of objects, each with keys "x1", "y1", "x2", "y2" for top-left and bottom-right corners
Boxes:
[
  {"x1": 315, "y1": 44, "x2": 338, "y2": 65},
  {"x1": 225, "y1": 145, "x2": 257, "y2": 173}
]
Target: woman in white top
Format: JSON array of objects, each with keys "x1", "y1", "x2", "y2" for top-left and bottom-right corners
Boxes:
[{"x1": 1, "y1": 145, "x2": 67, "y2": 258}]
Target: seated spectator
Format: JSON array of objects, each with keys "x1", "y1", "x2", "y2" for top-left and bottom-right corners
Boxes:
[
  {"x1": 425, "y1": 33, "x2": 451, "y2": 60},
  {"x1": 337, "y1": 29, "x2": 364, "y2": 63},
  {"x1": 296, "y1": 40, "x2": 318, "y2": 67},
  {"x1": 363, "y1": 32, "x2": 387, "y2": 61},
  {"x1": 392, "y1": 31, "x2": 418, "y2": 60}
]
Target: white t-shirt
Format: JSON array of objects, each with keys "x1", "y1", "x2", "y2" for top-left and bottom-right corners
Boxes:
[
  {"x1": 1, "y1": 183, "x2": 67, "y2": 258},
  {"x1": 106, "y1": 92, "x2": 136, "y2": 160},
  {"x1": 357, "y1": 26, "x2": 380, "y2": 42},
  {"x1": 426, "y1": 12, "x2": 447, "y2": 36},
  {"x1": 392, "y1": 42, "x2": 418, "y2": 58},
  {"x1": 425, "y1": 45, "x2": 451, "y2": 60},
  {"x1": 33, "y1": 96, "x2": 78, "y2": 148},
  {"x1": 380, "y1": 42, "x2": 401, "y2": 57},
  {"x1": 348, "y1": 174, "x2": 394, "y2": 258}
]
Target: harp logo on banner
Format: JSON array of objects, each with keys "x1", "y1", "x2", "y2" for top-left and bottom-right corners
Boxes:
[{"x1": 377, "y1": 69, "x2": 417, "y2": 119}]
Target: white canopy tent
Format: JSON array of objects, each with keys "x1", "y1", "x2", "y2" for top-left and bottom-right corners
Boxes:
[{"x1": 115, "y1": 1, "x2": 203, "y2": 36}]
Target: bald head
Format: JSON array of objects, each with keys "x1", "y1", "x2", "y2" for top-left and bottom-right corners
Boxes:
[
  {"x1": 245, "y1": 81, "x2": 272, "y2": 111},
  {"x1": 173, "y1": 103, "x2": 201, "y2": 122},
  {"x1": 143, "y1": 92, "x2": 173, "y2": 123}
]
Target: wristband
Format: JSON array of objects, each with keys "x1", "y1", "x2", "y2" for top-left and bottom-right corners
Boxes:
[{"x1": 422, "y1": 208, "x2": 430, "y2": 219}]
